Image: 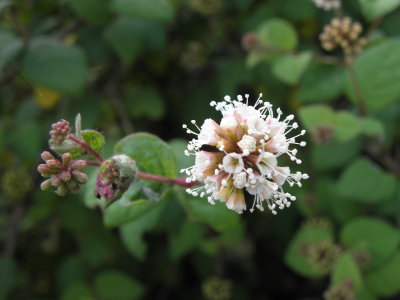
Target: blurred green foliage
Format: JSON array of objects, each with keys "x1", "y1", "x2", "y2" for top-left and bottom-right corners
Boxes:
[{"x1": 1, "y1": 0, "x2": 400, "y2": 299}]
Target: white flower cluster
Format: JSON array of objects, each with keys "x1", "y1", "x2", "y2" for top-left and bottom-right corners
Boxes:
[
  {"x1": 181, "y1": 94, "x2": 309, "y2": 215},
  {"x1": 312, "y1": 0, "x2": 341, "y2": 11}
]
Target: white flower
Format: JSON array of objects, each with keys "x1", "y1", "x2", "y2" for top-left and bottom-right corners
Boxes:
[
  {"x1": 182, "y1": 93, "x2": 308, "y2": 215},
  {"x1": 237, "y1": 135, "x2": 256, "y2": 154},
  {"x1": 312, "y1": 0, "x2": 341, "y2": 11},
  {"x1": 222, "y1": 153, "x2": 244, "y2": 174}
]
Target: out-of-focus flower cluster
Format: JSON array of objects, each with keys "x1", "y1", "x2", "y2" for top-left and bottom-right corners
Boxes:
[
  {"x1": 202, "y1": 276, "x2": 232, "y2": 300},
  {"x1": 312, "y1": 0, "x2": 341, "y2": 11},
  {"x1": 38, "y1": 151, "x2": 87, "y2": 196},
  {"x1": 319, "y1": 17, "x2": 367, "y2": 55},
  {"x1": 182, "y1": 94, "x2": 308, "y2": 214}
]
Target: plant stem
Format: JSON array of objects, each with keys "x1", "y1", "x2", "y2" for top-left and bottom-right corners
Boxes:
[
  {"x1": 67, "y1": 134, "x2": 105, "y2": 162},
  {"x1": 346, "y1": 57, "x2": 368, "y2": 116},
  {"x1": 85, "y1": 160, "x2": 102, "y2": 167},
  {"x1": 137, "y1": 172, "x2": 198, "y2": 188}
]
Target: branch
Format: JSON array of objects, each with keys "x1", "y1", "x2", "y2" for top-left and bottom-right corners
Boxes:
[{"x1": 67, "y1": 134, "x2": 105, "y2": 162}]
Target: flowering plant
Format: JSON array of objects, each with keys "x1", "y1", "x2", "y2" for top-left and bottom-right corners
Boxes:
[{"x1": 182, "y1": 94, "x2": 308, "y2": 214}]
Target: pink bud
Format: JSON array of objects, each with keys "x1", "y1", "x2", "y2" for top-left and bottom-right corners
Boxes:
[
  {"x1": 72, "y1": 170, "x2": 88, "y2": 184},
  {"x1": 71, "y1": 160, "x2": 86, "y2": 171},
  {"x1": 41, "y1": 151, "x2": 55, "y2": 162},
  {"x1": 62, "y1": 153, "x2": 72, "y2": 166}
]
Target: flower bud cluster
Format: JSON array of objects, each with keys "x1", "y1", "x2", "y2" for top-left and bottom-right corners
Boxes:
[
  {"x1": 1, "y1": 167, "x2": 33, "y2": 200},
  {"x1": 95, "y1": 155, "x2": 137, "y2": 206},
  {"x1": 312, "y1": 0, "x2": 341, "y2": 11},
  {"x1": 38, "y1": 151, "x2": 88, "y2": 196},
  {"x1": 307, "y1": 240, "x2": 341, "y2": 273},
  {"x1": 319, "y1": 17, "x2": 367, "y2": 55},
  {"x1": 241, "y1": 32, "x2": 259, "y2": 51},
  {"x1": 324, "y1": 280, "x2": 355, "y2": 300},
  {"x1": 49, "y1": 119, "x2": 72, "y2": 145},
  {"x1": 202, "y1": 277, "x2": 232, "y2": 300},
  {"x1": 191, "y1": 0, "x2": 221, "y2": 16}
]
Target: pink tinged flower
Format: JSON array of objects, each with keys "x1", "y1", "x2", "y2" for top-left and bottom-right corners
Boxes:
[
  {"x1": 272, "y1": 166, "x2": 290, "y2": 186},
  {"x1": 247, "y1": 116, "x2": 268, "y2": 136},
  {"x1": 257, "y1": 152, "x2": 277, "y2": 176},
  {"x1": 222, "y1": 153, "x2": 244, "y2": 174},
  {"x1": 198, "y1": 118, "x2": 220, "y2": 145},
  {"x1": 220, "y1": 116, "x2": 238, "y2": 130},
  {"x1": 266, "y1": 134, "x2": 289, "y2": 153},
  {"x1": 226, "y1": 188, "x2": 246, "y2": 214}
]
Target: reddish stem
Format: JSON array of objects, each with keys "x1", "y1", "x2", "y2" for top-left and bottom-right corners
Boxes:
[
  {"x1": 137, "y1": 172, "x2": 198, "y2": 187},
  {"x1": 67, "y1": 134, "x2": 105, "y2": 162},
  {"x1": 85, "y1": 160, "x2": 101, "y2": 167}
]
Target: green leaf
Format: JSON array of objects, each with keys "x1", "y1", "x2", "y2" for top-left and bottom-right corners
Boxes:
[
  {"x1": 64, "y1": 0, "x2": 111, "y2": 24},
  {"x1": 272, "y1": 51, "x2": 312, "y2": 85},
  {"x1": 60, "y1": 283, "x2": 94, "y2": 300},
  {"x1": 111, "y1": 0, "x2": 174, "y2": 22},
  {"x1": 298, "y1": 104, "x2": 335, "y2": 130},
  {"x1": 82, "y1": 130, "x2": 105, "y2": 154},
  {"x1": 359, "y1": 0, "x2": 400, "y2": 20},
  {"x1": 119, "y1": 189, "x2": 171, "y2": 260},
  {"x1": 360, "y1": 117, "x2": 385, "y2": 137},
  {"x1": 0, "y1": 257, "x2": 17, "y2": 300},
  {"x1": 105, "y1": 197, "x2": 160, "y2": 228},
  {"x1": 114, "y1": 133, "x2": 177, "y2": 179},
  {"x1": 95, "y1": 271, "x2": 144, "y2": 300},
  {"x1": 125, "y1": 87, "x2": 166, "y2": 120},
  {"x1": 336, "y1": 158, "x2": 397, "y2": 203},
  {"x1": 298, "y1": 64, "x2": 344, "y2": 103},
  {"x1": 8, "y1": 121, "x2": 41, "y2": 162},
  {"x1": 257, "y1": 18, "x2": 298, "y2": 51},
  {"x1": 0, "y1": 29, "x2": 23, "y2": 71},
  {"x1": 332, "y1": 253, "x2": 363, "y2": 291},
  {"x1": 22, "y1": 38, "x2": 88, "y2": 93},
  {"x1": 104, "y1": 17, "x2": 144, "y2": 66},
  {"x1": 340, "y1": 218, "x2": 400, "y2": 269},
  {"x1": 365, "y1": 251, "x2": 400, "y2": 297},
  {"x1": 169, "y1": 221, "x2": 205, "y2": 260},
  {"x1": 345, "y1": 39, "x2": 400, "y2": 111},
  {"x1": 312, "y1": 138, "x2": 361, "y2": 171},
  {"x1": 57, "y1": 256, "x2": 86, "y2": 291},
  {"x1": 334, "y1": 111, "x2": 362, "y2": 142},
  {"x1": 285, "y1": 223, "x2": 334, "y2": 278},
  {"x1": 176, "y1": 188, "x2": 240, "y2": 232}
]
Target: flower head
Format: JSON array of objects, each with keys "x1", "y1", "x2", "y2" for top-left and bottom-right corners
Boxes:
[
  {"x1": 319, "y1": 17, "x2": 367, "y2": 55},
  {"x1": 182, "y1": 94, "x2": 308, "y2": 214},
  {"x1": 38, "y1": 151, "x2": 87, "y2": 196},
  {"x1": 49, "y1": 119, "x2": 71, "y2": 145},
  {"x1": 95, "y1": 154, "x2": 138, "y2": 207},
  {"x1": 312, "y1": 0, "x2": 341, "y2": 11}
]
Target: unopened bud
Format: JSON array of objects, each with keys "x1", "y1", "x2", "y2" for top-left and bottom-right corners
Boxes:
[
  {"x1": 71, "y1": 160, "x2": 86, "y2": 171},
  {"x1": 62, "y1": 152, "x2": 73, "y2": 166},
  {"x1": 40, "y1": 179, "x2": 53, "y2": 191},
  {"x1": 55, "y1": 183, "x2": 67, "y2": 196},
  {"x1": 41, "y1": 151, "x2": 55, "y2": 161},
  {"x1": 72, "y1": 170, "x2": 88, "y2": 184}
]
